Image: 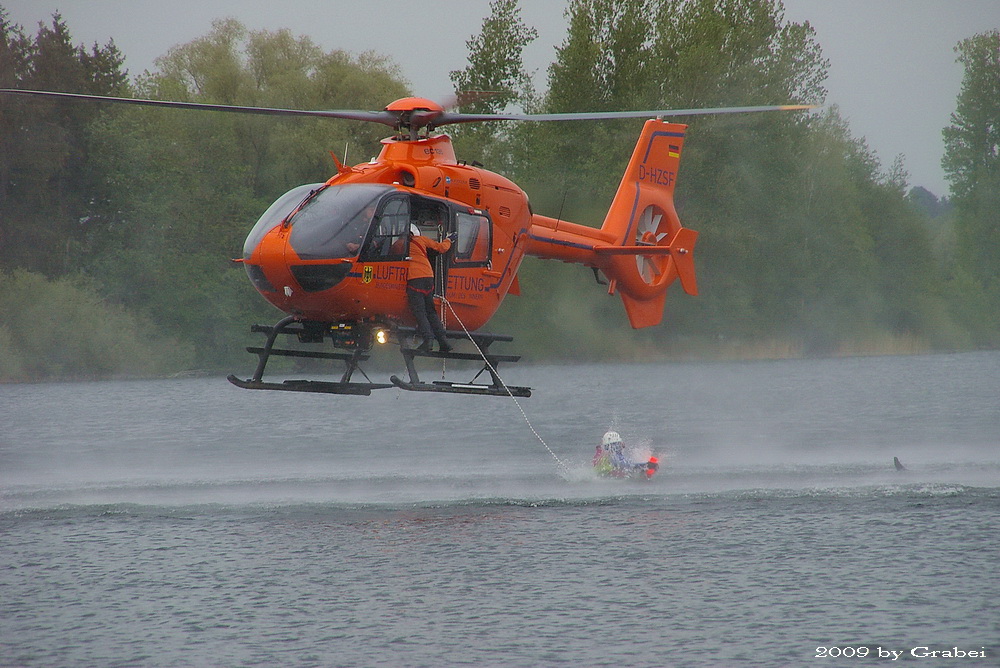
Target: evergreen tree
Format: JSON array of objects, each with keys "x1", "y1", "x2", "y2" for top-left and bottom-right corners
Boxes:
[
  {"x1": 0, "y1": 8, "x2": 32, "y2": 222},
  {"x1": 0, "y1": 10, "x2": 128, "y2": 274}
]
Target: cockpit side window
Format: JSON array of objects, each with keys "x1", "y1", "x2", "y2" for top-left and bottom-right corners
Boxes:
[{"x1": 361, "y1": 196, "x2": 410, "y2": 260}]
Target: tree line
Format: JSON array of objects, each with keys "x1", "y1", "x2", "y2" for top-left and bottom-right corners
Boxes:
[
  {"x1": 0, "y1": 1, "x2": 996, "y2": 380},
  {"x1": 453, "y1": 0, "x2": 997, "y2": 358}
]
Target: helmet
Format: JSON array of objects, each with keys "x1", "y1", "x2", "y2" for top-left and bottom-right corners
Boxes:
[
  {"x1": 409, "y1": 224, "x2": 420, "y2": 236},
  {"x1": 602, "y1": 431, "x2": 622, "y2": 447}
]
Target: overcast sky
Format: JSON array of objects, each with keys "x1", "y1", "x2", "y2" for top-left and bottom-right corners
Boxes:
[{"x1": 5, "y1": 0, "x2": 998, "y2": 197}]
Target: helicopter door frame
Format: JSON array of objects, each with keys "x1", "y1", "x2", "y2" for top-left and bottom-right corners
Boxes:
[{"x1": 408, "y1": 195, "x2": 454, "y2": 300}]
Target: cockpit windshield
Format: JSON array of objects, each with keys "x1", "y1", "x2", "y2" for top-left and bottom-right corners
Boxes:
[
  {"x1": 242, "y1": 182, "x2": 322, "y2": 260},
  {"x1": 287, "y1": 184, "x2": 395, "y2": 260},
  {"x1": 244, "y1": 182, "x2": 493, "y2": 268}
]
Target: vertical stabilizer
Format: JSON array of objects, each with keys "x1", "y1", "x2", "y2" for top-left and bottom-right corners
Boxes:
[{"x1": 597, "y1": 119, "x2": 697, "y2": 328}]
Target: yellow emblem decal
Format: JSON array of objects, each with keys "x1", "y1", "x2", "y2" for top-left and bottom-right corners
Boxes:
[{"x1": 362, "y1": 265, "x2": 374, "y2": 284}]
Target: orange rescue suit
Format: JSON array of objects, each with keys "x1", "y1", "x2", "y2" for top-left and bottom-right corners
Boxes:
[{"x1": 407, "y1": 235, "x2": 452, "y2": 280}]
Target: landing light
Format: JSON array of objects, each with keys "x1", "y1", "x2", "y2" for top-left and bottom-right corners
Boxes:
[{"x1": 375, "y1": 329, "x2": 389, "y2": 345}]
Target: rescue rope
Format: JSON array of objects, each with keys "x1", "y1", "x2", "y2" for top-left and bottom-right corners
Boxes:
[{"x1": 438, "y1": 295, "x2": 570, "y2": 474}]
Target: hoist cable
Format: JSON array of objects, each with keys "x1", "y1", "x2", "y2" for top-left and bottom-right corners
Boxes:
[{"x1": 438, "y1": 295, "x2": 570, "y2": 474}]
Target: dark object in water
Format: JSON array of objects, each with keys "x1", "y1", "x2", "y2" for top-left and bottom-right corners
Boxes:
[{"x1": 893, "y1": 456, "x2": 907, "y2": 471}]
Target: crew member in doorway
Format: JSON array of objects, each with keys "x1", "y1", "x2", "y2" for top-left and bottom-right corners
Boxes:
[{"x1": 406, "y1": 224, "x2": 455, "y2": 352}]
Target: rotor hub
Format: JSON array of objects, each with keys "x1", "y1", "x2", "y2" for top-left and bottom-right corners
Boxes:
[{"x1": 385, "y1": 97, "x2": 446, "y2": 137}]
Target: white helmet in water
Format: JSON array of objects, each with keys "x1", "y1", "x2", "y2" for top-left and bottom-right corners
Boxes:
[{"x1": 602, "y1": 431, "x2": 622, "y2": 447}]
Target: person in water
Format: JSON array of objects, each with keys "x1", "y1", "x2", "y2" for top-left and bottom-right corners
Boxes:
[
  {"x1": 594, "y1": 431, "x2": 630, "y2": 475},
  {"x1": 595, "y1": 431, "x2": 659, "y2": 478},
  {"x1": 406, "y1": 224, "x2": 454, "y2": 352}
]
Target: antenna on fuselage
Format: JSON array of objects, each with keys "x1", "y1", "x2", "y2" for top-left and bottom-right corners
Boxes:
[{"x1": 555, "y1": 190, "x2": 567, "y2": 226}]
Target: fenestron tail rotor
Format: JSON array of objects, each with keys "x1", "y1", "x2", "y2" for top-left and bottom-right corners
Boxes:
[{"x1": 636, "y1": 204, "x2": 670, "y2": 285}]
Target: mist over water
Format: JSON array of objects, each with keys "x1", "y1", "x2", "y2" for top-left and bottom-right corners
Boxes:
[{"x1": 2, "y1": 352, "x2": 998, "y2": 666}]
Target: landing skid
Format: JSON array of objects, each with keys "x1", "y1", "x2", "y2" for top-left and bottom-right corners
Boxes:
[
  {"x1": 228, "y1": 317, "x2": 531, "y2": 397},
  {"x1": 389, "y1": 335, "x2": 531, "y2": 397},
  {"x1": 226, "y1": 375, "x2": 388, "y2": 396},
  {"x1": 227, "y1": 315, "x2": 393, "y2": 396},
  {"x1": 389, "y1": 376, "x2": 531, "y2": 397}
]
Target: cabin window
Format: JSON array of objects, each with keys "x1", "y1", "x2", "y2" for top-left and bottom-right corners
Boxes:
[
  {"x1": 452, "y1": 210, "x2": 492, "y2": 266},
  {"x1": 360, "y1": 195, "x2": 451, "y2": 261}
]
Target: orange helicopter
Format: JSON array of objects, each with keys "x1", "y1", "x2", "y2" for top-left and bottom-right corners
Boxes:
[{"x1": 0, "y1": 88, "x2": 813, "y2": 397}]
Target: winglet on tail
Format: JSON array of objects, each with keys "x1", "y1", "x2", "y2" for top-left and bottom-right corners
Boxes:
[{"x1": 669, "y1": 227, "x2": 698, "y2": 296}]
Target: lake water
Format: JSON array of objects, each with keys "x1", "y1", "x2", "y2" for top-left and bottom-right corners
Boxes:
[{"x1": 2, "y1": 352, "x2": 998, "y2": 666}]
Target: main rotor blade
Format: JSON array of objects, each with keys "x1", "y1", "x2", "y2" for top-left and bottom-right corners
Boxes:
[
  {"x1": 0, "y1": 88, "x2": 817, "y2": 131},
  {"x1": 0, "y1": 89, "x2": 399, "y2": 127},
  {"x1": 434, "y1": 104, "x2": 818, "y2": 126}
]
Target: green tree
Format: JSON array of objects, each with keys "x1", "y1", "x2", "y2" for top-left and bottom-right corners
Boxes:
[
  {"x1": 501, "y1": 0, "x2": 834, "y2": 350},
  {"x1": 651, "y1": 0, "x2": 826, "y2": 107},
  {"x1": 942, "y1": 30, "x2": 1000, "y2": 343},
  {"x1": 0, "y1": 269, "x2": 193, "y2": 381},
  {"x1": 448, "y1": 0, "x2": 538, "y2": 165},
  {"x1": 942, "y1": 30, "x2": 1000, "y2": 204},
  {"x1": 0, "y1": 8, "x2": 32, "y2": 219},
  {"x1": 497, "y1": 0, "x2": 963, "y2": 357},
  {"x1": 0, "y1": 9, "x2": 128, "y2": 274},
  {"x1": 450, "y1": 0, "x2": 537, "y2": 112},
  {"x1": 548, "y1": 0, "x2": 654, "y2": 112},
  {"x1": 86, "y1": 20, "x2": 410, "y2": 369},
  {"x1": 139, "y1": 19, "x2": 406, "y2": 201}
]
